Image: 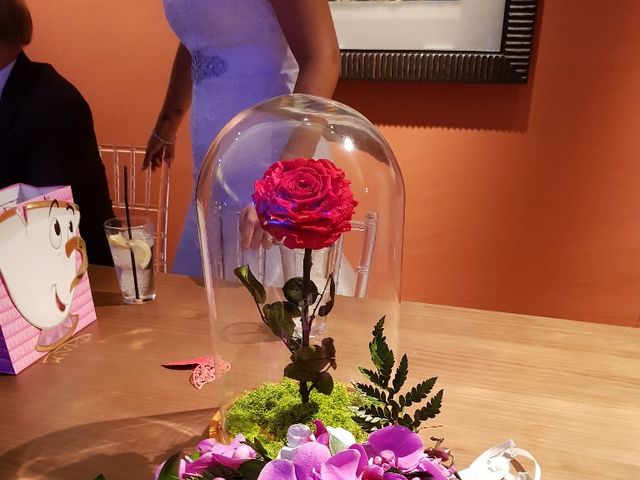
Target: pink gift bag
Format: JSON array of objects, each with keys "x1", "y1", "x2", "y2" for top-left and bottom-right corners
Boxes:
[{"x1": 0, "y1": 184, "x2": 97, "y2": 374}]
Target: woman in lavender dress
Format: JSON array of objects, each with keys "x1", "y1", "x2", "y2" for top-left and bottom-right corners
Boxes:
[{"x1": 144, "y1": 0, "x2": 340, "y2": 277}]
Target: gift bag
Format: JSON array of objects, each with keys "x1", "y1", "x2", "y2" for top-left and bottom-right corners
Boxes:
[{"x1": 0, "y1": 184, "x2": 97, "y2": 374}]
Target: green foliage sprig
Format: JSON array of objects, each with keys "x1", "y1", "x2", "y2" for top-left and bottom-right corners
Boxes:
[{"x1": 351, "y1": 317, "x2": 444, "y2": 433}]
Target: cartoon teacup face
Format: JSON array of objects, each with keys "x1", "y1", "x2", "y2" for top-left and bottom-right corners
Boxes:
[{"x1": 0, "y1": 200, "x2": 88, "y2": 330}]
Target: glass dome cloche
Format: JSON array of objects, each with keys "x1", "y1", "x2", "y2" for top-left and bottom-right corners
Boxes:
[{"x1": 195, "y1": 94, "x2": 405, "y2": 440}]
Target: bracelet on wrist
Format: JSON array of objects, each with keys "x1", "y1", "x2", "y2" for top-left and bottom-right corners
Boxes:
[{"x1": 152, "y1": 131, "x2": 177, "y2": 145}]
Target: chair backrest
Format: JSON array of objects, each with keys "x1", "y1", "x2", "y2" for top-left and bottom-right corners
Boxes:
[
  {"x1": 98, "y1": 145, "x2": 171, "y2": 273},
  {"x1": 336, "y1": 212, "x2": 378, "y2": 298}
]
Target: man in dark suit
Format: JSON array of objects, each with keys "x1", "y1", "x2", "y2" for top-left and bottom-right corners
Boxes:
[{"x1": 0, "y1": 0, "x2": 114, "y2": 265}]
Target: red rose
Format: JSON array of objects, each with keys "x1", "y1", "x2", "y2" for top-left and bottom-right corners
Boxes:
[{"x1": 252, "y1": 158, "x2": 358, "y2": 250}]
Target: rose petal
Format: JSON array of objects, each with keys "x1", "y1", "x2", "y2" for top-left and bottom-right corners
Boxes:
[{"x1": 253, "y1": 158, "x2": 357, "y2": 250}]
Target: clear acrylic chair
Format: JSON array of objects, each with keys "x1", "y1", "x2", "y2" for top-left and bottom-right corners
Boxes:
[
  {"x1": 338, "y1": 212, "x2": 378, "y2": 298},
  {"x1": 98, "y1": 145, "x2": 171, "y2": 273}
]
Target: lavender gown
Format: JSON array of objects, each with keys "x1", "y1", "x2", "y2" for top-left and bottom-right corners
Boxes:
[{"x1": 163, "y1": 0, "x2": 298, "y2": 276}]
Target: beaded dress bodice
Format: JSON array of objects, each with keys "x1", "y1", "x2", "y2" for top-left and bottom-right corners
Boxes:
[{"x1": 163, "y1": 0, "x2": 298, "y2": 169}]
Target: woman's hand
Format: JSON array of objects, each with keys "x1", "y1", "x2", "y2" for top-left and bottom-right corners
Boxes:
[
  {"x1": 143, "y1": 43, "x2": 192, "y2": 171},
  {"x1": 239, "y1": 205, "x2": 275, "y2": 250},
  {"x1": 143, "y1": 132, "x2": 175, "y2": 170}
]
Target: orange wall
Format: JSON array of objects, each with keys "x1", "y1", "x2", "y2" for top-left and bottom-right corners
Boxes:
[{"x1": 25, "y1": 0, "x2": 640, "y2": 326}]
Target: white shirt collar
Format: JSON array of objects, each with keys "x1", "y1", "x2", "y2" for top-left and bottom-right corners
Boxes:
[{"x1": 0, "y1": 59, "x2": 17, "y2": 99}]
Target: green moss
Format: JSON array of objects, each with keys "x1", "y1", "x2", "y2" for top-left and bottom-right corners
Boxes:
[{"x1": 225, "y1": 378, "x2": 366, "y2": 458}]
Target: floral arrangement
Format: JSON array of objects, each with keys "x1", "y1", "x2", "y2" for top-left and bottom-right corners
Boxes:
[
  {"x1": 94, "y1": 158, "x2": 540, "y2": 480},
  {"x1": 151, "y1": 422, "x2": 456, "y2": 480},
  {"x1": 149, "y1": 314, "x2": 458, "y2": 480}
]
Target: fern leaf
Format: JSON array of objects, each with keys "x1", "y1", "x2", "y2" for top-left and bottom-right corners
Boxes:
[
  {"x1": 387, "y1": 398, "x2": 400, "y2": 410},
  {"x1": 397, "y1": 413, "x2": 414, "y2": 428},
  {"x1": 351, "y1": 407, "x2": 389, "y2": 433},
  {"x1": 391, "y1": 354, "x2": 408, "y2": 394},
  {"x1": 379, "y1": 349, "x2": 395, "y2": 389},
  {"x1": 388, "y1": 399, "x2": 401, "y2": 419},
  {"x1": 404, "y1": 377, "x2": 437, "y2": 408},
  {"x1": 353, "y1": 382, "x2": 385, "y2": 402},
  {"x1": 358, "y1": 367, "x2": 387, "y2": 389},
  {"x1": 369, "y1": 317, "x2": 393, "y2": 382},
  {"x1": 371, "y1": 316, "x2": 385, "y2": 340},
  {"x1": 365, "y1": 404, "x2": 385, "y2": 419},
  {"x1": 413, "y1": 389, "x2": 444, "y2": 423}
]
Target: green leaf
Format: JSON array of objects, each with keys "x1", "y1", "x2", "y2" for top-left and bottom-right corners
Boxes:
[
  {"x1": 321, "y1": 337, "x2": 337, "y2": 369},
  {"x1": 285, "y1": 339, "x2": 336, "y2": 383},
  {"x1": 243, "y1": 438, "x2": 272, "y2": 461},
  {"x1": 234, "y1": 265, "x2": 266, "y2": 304},
  {"x1": 352, "y1": 382, "x2": 384, "y2": 401},
  {"x1": 328, "y1": 426, "x2": 351, "y2": 454},
  {"x1": 204, "y1": 464, "x2": 243, "y2": 478},
  {"x1": 368, "y1": 316, "x2": 394, "y2": 387},
  {"x1": 239, "y1": 459, "x2": 268, "y2": 480},
  {"x1": 380, "y1": 349, "x2": 395, "y2": 389},
  {"x1": 315, "y1": 371, "x2": 334, "y2": 395},
  {"x1": 284, "y1": 362, "x2": 312, "y2": 382},
  {"x1": 358, "y1": 367, "x2": 386, "y2": 390},
  {"x1": 263, "y1": 302, "x2": 295, "y2": 341},
  {"x1": 351, "y1": 406, "x2": 389, "y2": 433},
  {"x1": 283, "y1": 301, "x2": 302, "y2": 317},
  {"x1": 318, "y1": 276, "x2": 336, "y2": 317},
  {"x1": 400, "y1": 413, "x2": 414, "y2": 427},
  {"x1": 369, "y1": 317, "x2": 388, "y2": 370},
  {"x1": 283, "y1": 276, "x2": 319, "y2": 305},
  {"x1": 352, "y1": 319, "x2": 447, "y2": 435},
  {"x1": 389, "y1": 399, "x2": 401, "y2": 418},
  {"x1": 414, "y1": 389, "x2": 444, "y2": 422},
  {"x1": 404, "y1": 377, "x2": 438, "y2": 408},
  {"x1": 157, "y1": 451, "x2": 183, "y2": 480},
  {"x1": 391, "y1": 354, "x2": 408, "y2": 394}
]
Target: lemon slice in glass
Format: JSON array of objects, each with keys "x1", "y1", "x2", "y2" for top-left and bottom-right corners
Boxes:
[
  {"x1": 129, "y1": 239, "x2": 152, "y2": 269},
  {"x1": 108, "y1": 233, "x2": 129, "y2": 249}
]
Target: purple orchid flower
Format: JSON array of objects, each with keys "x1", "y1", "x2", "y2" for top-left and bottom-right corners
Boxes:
[
  {"x1": 156, "y1": 425, "x2": 455, "y2": 480},
  {"x1": 258, "y1": 425, "x2": 450, "y2": 480},
  {"x1": 363, "y1": 426, "x2": 452, "y2": 480}
]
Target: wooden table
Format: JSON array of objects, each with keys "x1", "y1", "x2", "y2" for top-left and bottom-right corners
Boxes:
[{"x1": 1, "y1": 266, "x2": 639, "y2": 479}]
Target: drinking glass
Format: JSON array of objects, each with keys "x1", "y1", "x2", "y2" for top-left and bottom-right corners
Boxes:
[{"x1": 104, "y1": 217, "x2": 156, "y2": 303}]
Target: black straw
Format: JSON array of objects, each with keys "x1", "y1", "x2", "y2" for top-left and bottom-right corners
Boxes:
[{"x1": 124, "y1": 166, "x2": 140, "y2": 300}]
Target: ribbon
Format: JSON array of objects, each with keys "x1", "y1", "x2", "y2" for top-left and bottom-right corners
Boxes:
[{"x1": 458, "y1": 440, "x2": 541, "y2": 480}]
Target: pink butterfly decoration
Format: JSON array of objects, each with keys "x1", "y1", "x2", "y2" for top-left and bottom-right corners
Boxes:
[{"x1": 162, "y1": 355, "x2": 231, "y2": 390}]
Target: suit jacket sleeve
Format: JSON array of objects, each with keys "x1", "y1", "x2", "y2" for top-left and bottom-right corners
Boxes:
[{"x1": 27, "y1": 86, "x2": 115, "y2": 266}]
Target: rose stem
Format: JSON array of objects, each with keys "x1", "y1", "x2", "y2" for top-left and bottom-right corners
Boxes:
[{"x1": 299, "y1": 247, "x2": 313, "y2": 403}]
